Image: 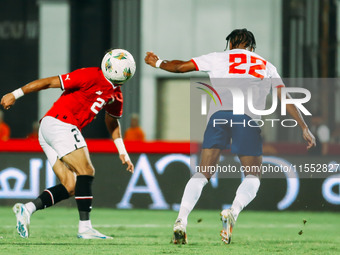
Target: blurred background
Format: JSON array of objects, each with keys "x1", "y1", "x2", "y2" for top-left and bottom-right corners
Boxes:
[
  {"x1": 0, "y1": 0, "x2": 339, "y2": 143},
  {"x1": 0, "y1": 0, "x2": 339, "y2": 211}
]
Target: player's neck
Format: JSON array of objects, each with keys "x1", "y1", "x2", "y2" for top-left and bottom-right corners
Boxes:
[{"x1": 231, "y1": 47, "x2": 247, "y2": 50}]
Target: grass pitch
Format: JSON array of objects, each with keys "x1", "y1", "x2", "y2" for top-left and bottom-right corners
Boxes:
[{"x1": 0, "y1": 207, "x2": 339, "y2": 255}]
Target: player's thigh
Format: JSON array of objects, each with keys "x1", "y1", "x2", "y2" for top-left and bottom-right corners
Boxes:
[
  {"x1": 40, "y1": 116, "x2": 88, "y2": 162},
  {"x1": 39, "y1": 129, "x2": 76, "y2": 194},
  {"x1": 199, "y1": 148, "x2": 221, "y2": 179},
  {"x1": 231, "y1": 115, "x2": 262, "y2": 156},
  {"x1": 39, "y1": 128, "x2": 59, "y2": 169},
  {"x1": 61, "y1": 147, "x2": 95, "y2": 176},
  {"x1": 40, "y1": 116, "x2": 93, "y2": 175},
  {"x1": 238, "y1": 155, "x2": 262, "y2": 177},
  {"x1": 202, "y1": 111, "x2": 232, "y2": 150}
]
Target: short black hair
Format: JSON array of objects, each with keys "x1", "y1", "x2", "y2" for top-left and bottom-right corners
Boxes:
[{"x1": 226, "y1": 28, "x2": 256, "y2": 51}]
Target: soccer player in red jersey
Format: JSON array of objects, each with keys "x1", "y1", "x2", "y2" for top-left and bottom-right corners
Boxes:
[{"x1": 1, "y1": 49, "x2": 135, "y2": 239}]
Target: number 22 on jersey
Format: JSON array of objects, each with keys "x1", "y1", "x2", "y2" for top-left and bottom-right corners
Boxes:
[{"x1": 229, "y1": 53, "x2": 267, "y2": 79}]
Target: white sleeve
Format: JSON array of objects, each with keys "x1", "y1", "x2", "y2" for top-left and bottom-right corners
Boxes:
[
  {"x1": 191, "y1": 52, "x2": 217, "y2": 72},
  {"x1": 267, "y1": 62, "x2": 285, "y2": 88}
]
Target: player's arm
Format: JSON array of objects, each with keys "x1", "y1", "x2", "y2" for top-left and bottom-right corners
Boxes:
[
  {"x1": 1, "y1": 76, "x2": 61, "y2": 110},
  {"x1": 144, "y1": 52, "x2": 196, "y2": 73},
  {"x1": 105, "y1": 112, "x2": 134, "y2": 173},
  {"x1": 277, "y1": 87, "x2": 316, "y2": 149}
]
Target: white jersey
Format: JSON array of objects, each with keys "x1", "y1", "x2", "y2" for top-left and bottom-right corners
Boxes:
[{"x1": 192, "y1": 49, "x2": 284, "y2": 120}]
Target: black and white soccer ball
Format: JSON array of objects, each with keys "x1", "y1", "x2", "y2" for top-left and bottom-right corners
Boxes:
[{"x1": 101, "y1": 49, "x2": 136, "y2": 84}]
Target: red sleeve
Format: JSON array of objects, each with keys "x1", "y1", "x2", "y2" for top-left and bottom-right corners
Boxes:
[
  {"x1": 104, "y1": 90, "x2": 123, "y2": 118},
  {"x1": 190, "y1": 59, "x2": 199, "y2": 71},
  {"x1": 59, "y1": 68, "x2": 88, "y2": 91}
]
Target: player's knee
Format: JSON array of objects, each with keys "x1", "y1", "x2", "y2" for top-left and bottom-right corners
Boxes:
[
  {"x1": 76, "y1": 163, "x2": 95, "y2": 176},
  {"x1": 191, "y1": 172, "x2": 209, "y2": 186},
  {"x1": 83, "y1": 164, "x2": 95, "y2": 176},
  {"x1": 200, "y1": 171, "x2": 213, "y2": 181},
  {"x1": 200, "y1": 149, "x2": 221, "y2": 166}
]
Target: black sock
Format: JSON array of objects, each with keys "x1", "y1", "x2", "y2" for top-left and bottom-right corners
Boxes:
[
  {"x1": 33, "y1": 184, "x2": 70, "y2": 210},
  {"x1": 75, "y1": 175, "x2": 94, "y2": 221}
]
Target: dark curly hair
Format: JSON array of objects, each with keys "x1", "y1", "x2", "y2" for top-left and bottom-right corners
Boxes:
[{"x1": 226, "y1": 28, "x2": 256, "y2": 51}]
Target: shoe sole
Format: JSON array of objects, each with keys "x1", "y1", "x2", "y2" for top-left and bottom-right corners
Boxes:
[
  {"x1": 77, "y1": 231, "x2": 113, "y2": 239},
  {"x1": 13, "y1": 204, "x2": 29, "y2": 238},
  {"x1": 77, "y1": 234, "x2": 113, "y2": 239},
  {"x1": 220, "y1": 211, "x2": 234, "y2": 244},
  {"x1": 173, "y1": 229, "x2": 187, "y2": 244},
  {"x1": 220, "y1": 230, "x2": 232, "y2": 244}
]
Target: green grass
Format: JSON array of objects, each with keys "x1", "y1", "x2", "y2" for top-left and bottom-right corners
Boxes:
[{"x1": 0, "y1": 207, "x2": 339, "y2": 255}]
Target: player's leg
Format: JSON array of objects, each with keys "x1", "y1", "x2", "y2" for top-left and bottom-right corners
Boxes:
[
  {"x1": 173, "y1": 111, "x2": 230, "y2": 244},
  {"x1": 176, "y1": 110, "x2": 230, "y2": 225},
  {"x1": 26, "y1": 123, "x2": 75, "y2": 214},
  {"x1": 38, "y1": 116, "x2": 110, "y2": 239},
  {"x1": 173, "y1": 148, "x2": 220, "y2": 244},
  {"x1": 176, "y1": 148, "x2": 220, "y2": 225},
  {"x1": 230, "y1": 155, "x2": 261, "y2": 220},
  {"x1": 39, "y1": 116, "x2": 94, "y2": 232},
  {"x1": 61, "y1": 147, "x2": 94, "y2": 228},
  {"x1": 221, "y1": 155, "x2": 261, "y2": 244},
  {"x1": 221, "y1": 115, "x2": 262, "y2": 244},
  {"x1": 24, "y1": 159, "x2": 75, "y2": 216},
  {"x1": 13, "y1": 127, "x2": 73, "y2": 238},
  {"x1": 61, "y1": 147, "x2": 112, "y2": 239}
]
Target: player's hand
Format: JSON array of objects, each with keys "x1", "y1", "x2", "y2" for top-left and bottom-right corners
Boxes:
[
  {"x1": 144, "y1": 51, "x2": 159, "y2": 67},
  {"x1": 1, "y1": 93, "x2": 16, "y2": 110},
  {"x1": 302, "y1": 127, "x2": 316, "y2": 150},
  {"x1": 119, "y1": 154, "x2": 134, "y2": 173}
]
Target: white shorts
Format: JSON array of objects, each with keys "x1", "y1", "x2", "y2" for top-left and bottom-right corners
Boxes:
[{"x1": 39, "y1": 116, "x2": 87, "y2": 167}]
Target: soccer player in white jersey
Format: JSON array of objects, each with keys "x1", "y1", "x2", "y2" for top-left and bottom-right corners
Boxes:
[{"x1": 145, "y1": 28, "x2": 316, "y2": 244}]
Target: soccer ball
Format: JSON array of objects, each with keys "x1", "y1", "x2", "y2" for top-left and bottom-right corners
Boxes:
[{"x1": 101, "y1": 49, "x2": 136, "y2": 84}]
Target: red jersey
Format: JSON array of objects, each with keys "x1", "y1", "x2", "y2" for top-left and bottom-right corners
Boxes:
[{"x1": 45, "y1": 67, "x2": 123, "y2": 130}]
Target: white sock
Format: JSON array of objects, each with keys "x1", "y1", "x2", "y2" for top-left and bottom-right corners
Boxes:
[
  {"x1": 231, "y1": 175, "x2": 260, "y2": 220},
  {"x1": 78, "y1": 220, "x2": 92, "y2": 233},
  {"x1": 177, "y1": 172, "x2": 208, "y2": 226},
  {"x1": 25, "y1": 202, "x2": 36, "y2": 215}
]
